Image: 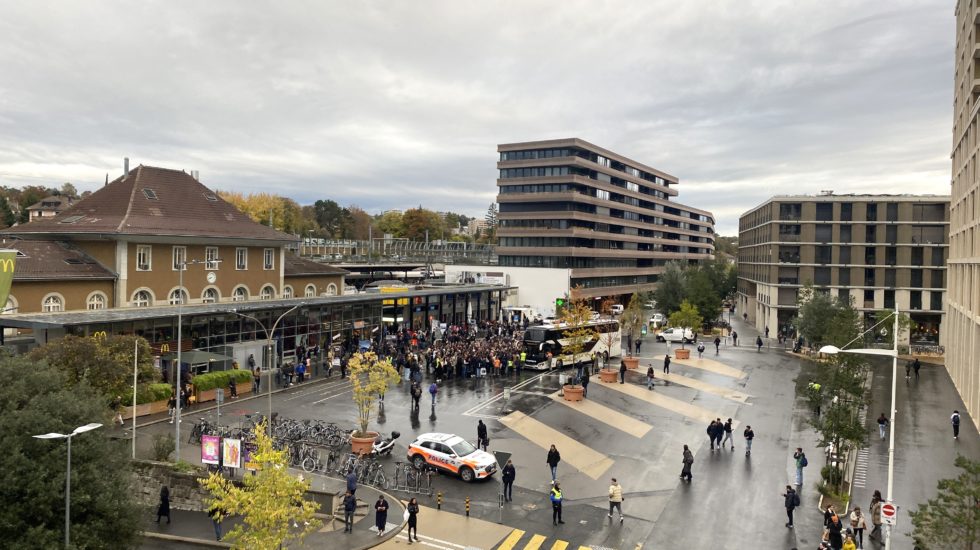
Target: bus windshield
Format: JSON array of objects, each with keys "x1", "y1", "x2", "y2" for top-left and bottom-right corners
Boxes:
[{"x1": 522, "y1": 320, "x2": 621, "y2": 369}]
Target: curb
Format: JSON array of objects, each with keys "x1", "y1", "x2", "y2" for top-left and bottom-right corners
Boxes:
[{"x1": 141, "y1": 531, "x2": 232, "y2": 548}]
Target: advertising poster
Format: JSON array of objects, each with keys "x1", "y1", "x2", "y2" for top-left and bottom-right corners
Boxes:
[
  {"x1": 201, "y1": 435, "x2": 220, "y2": 465},
  {"x1": 242, "y1": 445, "x2": 256, "y2": 471},
  {"x1": 222, "y1": 438, "x2": 242, "y2": 469}
]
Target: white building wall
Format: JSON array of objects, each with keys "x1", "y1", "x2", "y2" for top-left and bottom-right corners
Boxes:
[{"x1": 444, "y1": 265, "x2": 571, "y2": 318}]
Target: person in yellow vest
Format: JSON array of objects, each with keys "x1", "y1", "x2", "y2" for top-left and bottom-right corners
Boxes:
[
  {"x1": 519, "y1": 350, "x2": 526, "y2": 375},
  {"x1": 550, "y1": 482, "x2": 564, "y2": 525}
]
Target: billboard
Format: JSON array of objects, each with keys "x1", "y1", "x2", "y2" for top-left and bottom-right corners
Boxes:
[
  {"x1": 222, "y1": 438, "x2": 242, "y2": 469},
  {"x1": 0, "y1": 249, "x2": 16, "y2": 310},
  {"x1": 201, "y1": 435, "x2": 220, "y2": 465}
]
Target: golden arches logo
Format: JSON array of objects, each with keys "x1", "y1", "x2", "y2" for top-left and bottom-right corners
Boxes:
[
  {"x1": 160, "y1": 343, "x2": 170, "y2": 353},
  {"x1": 0, "y1": 258, "x2": 14, "y2": 273},
  {"x1": 92, "y1": 331, "x2": 107, "y2": 339}
]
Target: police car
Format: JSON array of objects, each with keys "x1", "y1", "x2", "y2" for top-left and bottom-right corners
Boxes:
[{"x1": 407, "y1": 433, "x2": 498, "y2": 482}]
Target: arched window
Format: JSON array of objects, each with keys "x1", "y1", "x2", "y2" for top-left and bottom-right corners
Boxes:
[
  {"x1": 260, "y1": 285, "x2": 275, "y2": 300},
  {"x1": 232, "y1": 286, "x2": 249, "y2": 302},
  {"x1": 3, "y1": 296, "x2": 18, "y2": 314},
  {"x1": 282, "y1": 285, "x2": 294, "y2": 299},
  {"x1": 87, "y1": 292, "x2": 107, "y2": 310},
  {"x1": 326, "y1": 283, "x2": 338, "y2": 296},
  {"x1": 305, "y1": 284, "x2": 316, "y2": 298},
  {"x1": 202, "y1": 287, "x2": 219, "y2": 304},
  {"x1": 168, "y1": 288, "x2": 188, "y2": 305},
  {"x1": 132, "y1": 290, "x2": 152, "y2": 307},
  {"x1": 42, "y1": 293, "x2": 64, "y2": 312}
]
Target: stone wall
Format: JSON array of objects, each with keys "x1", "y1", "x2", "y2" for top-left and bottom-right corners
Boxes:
[{"x1": 131, "y1": 460, "x2": 212, "y2": 512}]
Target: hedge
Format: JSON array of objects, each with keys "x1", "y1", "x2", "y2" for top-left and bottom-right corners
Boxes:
[
  {"x1": 132, "y1": 383, "x2": 174, "y2": 406},
  {"x1": 191, "y1": 369, "x2": 253, "y2": 392}
]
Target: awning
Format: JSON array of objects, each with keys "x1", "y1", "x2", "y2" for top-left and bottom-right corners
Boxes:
[{"x1": 161, "y1": 350, "x2": 235, "y2": 365}]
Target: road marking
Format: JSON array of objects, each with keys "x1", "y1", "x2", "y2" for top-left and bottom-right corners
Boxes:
[
  {"x1": 550, "y1": 541, "x2": 569, "y2": 550},
  {"x1": 462, "y1": 372, "x2": 552, "y2": 418},
  {"x1": 525, "y1": 534, "x2": 547, "y2": 550},
  {"x1": 659, "y1": 373, "x2": 752, "y2": 404},
  {"x1": 600, "y1": 380, "x2": 737, "y2": 427},
  {"x1": 311, "y1": 388, "x2": 353, "y2": 404},
  {"x1": 496, "y1": 529, "x2": 526, "y2": 550},
  {"x1": 394, "y1": 533, "x2": 456, "y2": 549},
  {"x1": 667, "y1": 356, "x2": 746, "y2": 379},
  {"x1": 548, "y1": 392, "x2": 651, "y2": 437},
  {"x1": 499, "y1": 411, "x2": 614, "y2": 480}
]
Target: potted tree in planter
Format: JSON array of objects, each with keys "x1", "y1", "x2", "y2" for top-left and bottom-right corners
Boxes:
[
  {"x1": 347, "y1": 351, "x2": 401, "y2": 455},
  {"x1": 668, "y1": 300, "x2": 702, "y2": 360},
  {"x1": 620, "y1": 293, "x2": 645, "y2": 370},
  {"x1": 558, "y1": 296, "x2": 596, "y2": 401}
]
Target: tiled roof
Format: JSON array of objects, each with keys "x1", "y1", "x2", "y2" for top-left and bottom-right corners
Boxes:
[
  {"x1": 3, "y1": 166, "x2": 297, "y2": 242},
  {"x1": 283, "y1": 253, "x2": 349, "y2": 277},
  {"x1": 27, "y1": 195, "x2": 71, "y2": 212},
  {"x1": 1, "y1": 239, "x2": 116, "y2": 280}
]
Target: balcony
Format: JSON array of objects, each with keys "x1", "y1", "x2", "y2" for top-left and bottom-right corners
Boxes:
[{"x1": 778, "y1": 277, "x2": 799, "y2": 285}]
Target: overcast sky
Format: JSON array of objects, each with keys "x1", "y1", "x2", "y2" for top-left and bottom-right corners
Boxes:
[{"x1": 0, "y1": 1, "x2": 952, "y2": 235}]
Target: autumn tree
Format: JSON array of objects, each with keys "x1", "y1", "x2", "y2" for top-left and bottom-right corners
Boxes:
[
  {"x1": 374, "y1": 210, "x2": 404, "y2": 237},
  {"x1": 653, "y1": 261, "x2": 686, "y2": 316},
  {"x1": 558, "y1": 295, "x2": 598, "y2": 379},
  {"x1": 29, "y1": 334, "x2": 156, "y2": 404},
  {"x1": 347, "y1": 206, "x2": 373, "y2": 240},
  {"x1": 911, "y1": 455, "x2": 979, "y2": 549},
  {"x1": 200, "y1": 420, "x2": 321, "y2": 550},
  {"x1": 348, "y1": 352, "x2": 401, "y2": 437},
  {"x1": 668, "y1": 300, "x2": 703, "y2": 349},
  {"x1": 402, "y1": 207, "x2": 445, "y2": 241},
  {"x1": 218, "y1": 191, "x2": 311, "y2": 234}
]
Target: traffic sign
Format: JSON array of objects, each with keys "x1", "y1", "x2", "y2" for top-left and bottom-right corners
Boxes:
[{"x1": 881, "y1": 501, "x2": 897, "y2": 525}]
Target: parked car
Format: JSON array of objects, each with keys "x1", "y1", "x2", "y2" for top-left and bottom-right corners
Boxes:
[
  {"x1": 610, "y1": 304, "x2": 624, "y2": 315},
  {"x1": 644, "y1": 302, "x2": 657, "y2": 310},
  {"x1": 656, "y1": 327, "x2": 697, "y2": 344},
  {"x1": 649, "y1": 313, "x2": 666, "y2": 327},
  {"x1": 407, "y1": 433, "x2": 497, "y2": 482}
]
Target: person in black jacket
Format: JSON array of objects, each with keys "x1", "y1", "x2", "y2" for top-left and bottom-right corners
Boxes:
[
  {"x1": 477, "y1": 420, "x2": 489, "y2": 451},
  {"x1": 502, "y1": 459, "x2": 516, "y2": 502},
  {"x1": 406, "y1": 497, "x2": 420, "y2": 543},
  {"x1": 156, "y1": 486, "x2": 171, "y2": 524},
  {"x1": 547, "y1": 445, "x2": 561, "y2": 481},
  {"x1": 343, "y1": 490, "x2": 357, "y2": 533},
  {"x1": 783, "y1": 485, "x2": 799, "y2": 528}
]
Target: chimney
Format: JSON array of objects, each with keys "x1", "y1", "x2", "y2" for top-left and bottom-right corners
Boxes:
[
  {"x1": 191, "y1": 170, "x2": 199, "y2": 181},
  {"x1": 124, "y1": 157, "x2": 129, "y2": 177}
]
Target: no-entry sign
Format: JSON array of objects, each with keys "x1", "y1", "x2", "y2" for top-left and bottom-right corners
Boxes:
[{"x1": 881, "y1": 502, "x2": 897, "y2": 525}]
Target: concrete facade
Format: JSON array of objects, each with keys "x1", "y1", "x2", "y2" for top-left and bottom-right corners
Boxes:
[
  {"x1": 949, "y1": 1, "x2": 980, "y2": 429},
  {"x1": 495, "y1": 138, "x2": 715, "y2": 299},
  {"x1": 444, "y1": 265, "x2": 572, "y2": 318},
  {"x1": 737, "y1": 194, "x2": 949, "y2": 346}
]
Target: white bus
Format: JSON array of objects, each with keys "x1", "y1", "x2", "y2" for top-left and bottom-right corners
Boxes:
[{"x1": 522, "y1": 320, "x2": 622, "y2": 370}]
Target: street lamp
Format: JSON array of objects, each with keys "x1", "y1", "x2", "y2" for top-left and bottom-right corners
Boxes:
[
  {"x1": 230, "y1": 303, "x2": 302, "y2": 435},
  {"x1": 174, "y1": 258, "x2": 221, "y2": 461},
  {"x1": 33, "y1": 422, "x2": 103, "y2": 548},
  {"x1": 819, "y1": 307, "x2": 899, "y2": 550}
]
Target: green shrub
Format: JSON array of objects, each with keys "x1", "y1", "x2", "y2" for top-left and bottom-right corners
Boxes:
[
  {"x1": 821, "y1": 464, "x2": 843, "y2": 486},
  {"x1": 191, "y1": 369, "x2": 252, "y2": 391},
  {"x1": 153, "y1": 433, "x2": 175, "y2": 462},
  {"x1": 130, "y1": 383, "x2": 174, "y2": 405}
]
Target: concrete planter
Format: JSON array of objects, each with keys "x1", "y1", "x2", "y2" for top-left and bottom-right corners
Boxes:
[
  {"x1": 562, "y1": 385, "x2": 585, "y2": 402},
  {"x1": 675, "y1": 349, "x2": 691, "y2": 359},
  {"x1": 622, "y1": 357, "x2": 640, "y2": 370},
  {"x1": 599, "y1": 368, "x2": 619, "y2": 383},
  {"x1": 350, "y1": 431, "x2": 378, "y2": 456}
]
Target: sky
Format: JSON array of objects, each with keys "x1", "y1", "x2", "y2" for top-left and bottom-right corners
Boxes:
[{"x1": 0, "y1": 1, "x2": 953, "y2": 235}]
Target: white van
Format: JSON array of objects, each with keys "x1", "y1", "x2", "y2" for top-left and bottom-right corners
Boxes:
[{"x1": 610, "y1": 304, "x2": 624, "y2": 315}]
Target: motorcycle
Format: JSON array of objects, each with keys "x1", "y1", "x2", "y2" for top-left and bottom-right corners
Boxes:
[{"x1": 371, "y1": 431, "x2": 400, "y2": 457}]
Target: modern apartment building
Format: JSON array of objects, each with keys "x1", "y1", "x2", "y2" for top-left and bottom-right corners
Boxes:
[
  {"x1": 495, "y1": 138, "x2": 715, "y2": 299},
  {"x1": 949, "y1": 1, "x2": 980, "y2": 428},
  {"x1": 737, "y1": 194, "x2": 950, "y2": 345}
]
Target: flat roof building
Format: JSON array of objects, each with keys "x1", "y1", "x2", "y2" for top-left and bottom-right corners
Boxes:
[
  {"x1": 737, "y1": 194, "x2": 949, "y2": 345},
  {"x1": 495, "y1": 138, "x2": 715, "y2": 299}
]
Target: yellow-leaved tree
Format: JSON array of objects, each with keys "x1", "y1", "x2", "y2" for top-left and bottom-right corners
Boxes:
[
  {"x1": 559, "y1": 293, "x2": 598, "y2": 380},
  {"x1": 348, "y1": 351, "x2": 401, "y2": 437},
  {"x1": 199, "y1": 420, "x2": 321, "y2": 550}
]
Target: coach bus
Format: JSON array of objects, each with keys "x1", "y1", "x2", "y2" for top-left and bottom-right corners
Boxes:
[{"x1": 522, "y1": 320, "x2": 621, "y2": 370}]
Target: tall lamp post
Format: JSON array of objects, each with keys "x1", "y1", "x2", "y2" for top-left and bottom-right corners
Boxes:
[
  {"x1": 174, "y1": 257, "x2": 221, "y2": 461},
  {"x1": 820, "y1": 307, "x2": 899, "y2": 550},
  {"x1": 33, "y1": 422, "x2": 103, "y2": 549},
  {"x1": 230, "y1": 303, "x2": 302, "y2": 435}
]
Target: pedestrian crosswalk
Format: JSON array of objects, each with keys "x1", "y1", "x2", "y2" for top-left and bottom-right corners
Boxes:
[{"x1": 494, "y1": 528, "x2": 589, "y2": 550}]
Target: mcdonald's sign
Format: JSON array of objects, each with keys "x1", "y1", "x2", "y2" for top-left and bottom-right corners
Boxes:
[
  {"x1": 91, "y1": 331, "x2": 108, "y2": 340},
  {"x1": 0, "y1": 249, "x2": 15, "y2": 311},
  {"x1": 160, "y1": 343, "x2": 170, "y2": 353}
]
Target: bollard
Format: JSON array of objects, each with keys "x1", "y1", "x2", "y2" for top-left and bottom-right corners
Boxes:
[
  {"x1": 437, "y1": 491, "x2": 442, "y2": 510},
  {"x1": 465, "y1": 496, "x2": 470, "y2": 516}
]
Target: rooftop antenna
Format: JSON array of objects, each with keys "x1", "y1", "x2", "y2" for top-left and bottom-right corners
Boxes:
[{"x1": 820, "y1": 190, "x2": 834, "y2": 196}]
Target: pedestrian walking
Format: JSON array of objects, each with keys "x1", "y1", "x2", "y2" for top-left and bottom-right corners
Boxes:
[
  {"x1": 663, "y1": 354, "x2": 671, "y2": 374},
  {"x1": 877, "y1": 413, "x2": 888, "y2": 440},
  {"x1": 756, "y1": 335, "x2": 763, "y2": 352},
  {"x1": 167, "y1": 391, "x2": 177, "y2": 424},
  {"x1": 714, "y1": 336, "x2": 721, "y2": 355},
  {"x1": 208, "y1": 503, "x2": 224, "y2": 541},
  {"x1": 347, "y1": 469, "x2": 358, "y2": 496},
  {"x1": 869, "y1": 491, "x2": 883, "y2": 541},
  {"x1": 743, "y1": 425, "x2": 754, "y2": 456},
  {"x1": 581, "y1": 370, "x2": 590, "y2": 397},
  {"x1": 793, "y1": 447, "x2": 807, "y2": 485},
  {"x1": 156, "y1": 486, "x2": 171, "y2": 524},
  {"x1": 765, "y1": 326, "x2": 770, "y2": 339},
  {"x1": 905, "y1": 360, "x2": 912, "y2": 381},
  {"x1": 607, "y1": 478, "x2": 624, "y2": 523},
  {"x1": 619, "y1": 360, "x2": 627, "y2": 384},
  {"x1": 707, "y1": 419, "x2": 719, "y2": 450},
  {"x1": 680, "y1": 444, "x2": 694, "y2": 481},
  {"x1": 951, "y1": 409, "x2": 961, "y2": 440},
  {"x1": 547, "y1": 444, "x2": 561, "y2": 481},
  {"x1": 428, "y1": 381, "x2": 438, "y2": 405},
  {"x1": 913, "y1": 357, "x2": 920, "y2": 380},
  {"x1": 646, "y1": 366, "x2": 656, "y2": 390},
  {"x1": 732, "y1": 331, "x2": 738, "y2": 346},
  {"x1": 849, "y1": 506, "x2": 867, "y2": 549},
  {"x1": 826, "y1": 508, "x2": 844, "y2": 549},
  {"x1": 343, "y1": 490, "x2": 357, "y2": 533},
  {"x1": 842, "y1": 534, "x2": 857, "y2": 550},
  {"x1": 696, "y1": 342, "x2": 705, "y2": 358},
  {"x1": 477, "y1": 419, "x2": 489, "y2": 451},
  {"x1": 783, "y1": 485, "x2": 800, "y2": 528},
  {"x1": 374, "y1": 495, "x2": 389, "y2": 537},
  {"x1": 252, "y1": 365, "x2": 261, "y2": 393},
  {"x1": 406, "y1": 497, "x2": 419, "y2": 544},
  {"x1": 550, "y1": 482, "x2": 565, "y2": 525},
  {"x1": 502, "y1": 459, "x2": 516, "y2": 502},
  {"x1": 227, "y1": 377, "x2": 238, "y2": 399},
  {"x1": 635, "y1": 339, "x2": 642, "y2": 354},
  {"x1": 721, "y1": 418, "x2": 734, "y2": 451}
]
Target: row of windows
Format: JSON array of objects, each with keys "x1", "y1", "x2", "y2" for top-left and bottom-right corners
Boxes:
[
  {"x1": 136, "y1": 245, "x2": 276, "y2": 272},
  {"x1": 499, "y1": 166, "x2": 674, "y2": 201},
  {"x1": 497, "y1": 202, "x2": 713, "y2": 232}
]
